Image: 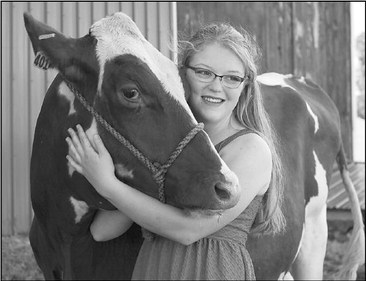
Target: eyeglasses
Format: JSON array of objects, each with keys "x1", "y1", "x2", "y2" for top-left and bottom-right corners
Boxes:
[{"x1": 185, "y1": 65, "x2": 246, "y2": 89}]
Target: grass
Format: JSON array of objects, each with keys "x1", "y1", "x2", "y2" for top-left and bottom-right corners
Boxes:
[
  {"x1": 1, "y1": 234, "x2": 43, "y2": 280},
  {"x1": 1, "y1": 226, "x2": 365, "y2": 280}
]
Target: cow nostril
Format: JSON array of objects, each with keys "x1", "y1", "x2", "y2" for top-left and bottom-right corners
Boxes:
[{"x1": 214, "y1": 182, "x2": 231, "y2": 201}]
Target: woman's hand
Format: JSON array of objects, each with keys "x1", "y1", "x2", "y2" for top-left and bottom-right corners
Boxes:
[{"x1": 66, "y1": 124, "x2": 116, "y2": 196}]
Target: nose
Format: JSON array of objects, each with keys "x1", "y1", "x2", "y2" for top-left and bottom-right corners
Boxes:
[
  {"x1": 214, "y1": 181, "x2": 232, "y2": 201},
  {"x1": 213, "y1": 176, "x2": 241, "y2": 208},
  {"x1": 208, "y1": 76, "x2": 224, "y2": 91}
]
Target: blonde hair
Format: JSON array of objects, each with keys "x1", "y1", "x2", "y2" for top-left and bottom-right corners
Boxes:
[{"x1": 178, "y1": 23, "x2": 286, "y2": 235}]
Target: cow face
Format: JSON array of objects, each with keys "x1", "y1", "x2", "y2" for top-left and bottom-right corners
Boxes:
[{"x1": 24, "y1": 12, "x2": 240, "y2": 212}]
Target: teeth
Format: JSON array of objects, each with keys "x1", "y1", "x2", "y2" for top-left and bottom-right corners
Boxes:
[{"x1": 203, "y1": 96, "x2": 223, "y2": 103}]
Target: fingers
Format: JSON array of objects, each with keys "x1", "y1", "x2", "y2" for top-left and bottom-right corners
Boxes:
[
  {"x1": 93, "y1": 134, "x2": 107, "y2": 154},
  {"x1": 66, "y1": 137, "x2": 81, "y2": 164},
  {"x1": 67, "y1": 127, "x2": 84, "y2": 155},
  {"x1": 66, "y1": 155, "x2": 83, "y2": 174},
  {"x1": 76, "y1": 124, "x2": 93, "y2": 150}
]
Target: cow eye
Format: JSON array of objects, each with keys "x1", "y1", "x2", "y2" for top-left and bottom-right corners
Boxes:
[{"x1": 122, "y1": 89, "x2": 140, "y2": 101}]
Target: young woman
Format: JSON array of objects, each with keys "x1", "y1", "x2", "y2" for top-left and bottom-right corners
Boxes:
[{"x1": 66, "y1": 23, "x2": 285, "y2": 280}]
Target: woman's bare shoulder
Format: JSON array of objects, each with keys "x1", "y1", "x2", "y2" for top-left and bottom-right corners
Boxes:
[{"x1": 221, "y1": 132, "x2": 271, "y2": 161}]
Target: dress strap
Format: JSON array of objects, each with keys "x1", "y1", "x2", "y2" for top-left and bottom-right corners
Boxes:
[{"x1": 215, "y1": 129, "x2": 254, "y2": 153}]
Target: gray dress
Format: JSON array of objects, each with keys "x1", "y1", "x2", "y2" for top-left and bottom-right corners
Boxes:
[{"x1": 132, "y1": 130, "x2": 262, "y2": 280}]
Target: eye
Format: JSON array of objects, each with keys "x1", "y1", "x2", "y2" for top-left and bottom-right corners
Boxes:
[
  {"x1": 195, "y1": 68, "x2": 213, "y2": 78},
  {"x1": 225, "y1": 75, "x2": 243, "y2": 83},
  {"x1": 122, "y1": 89, "x2": 140, "y2": 101}
]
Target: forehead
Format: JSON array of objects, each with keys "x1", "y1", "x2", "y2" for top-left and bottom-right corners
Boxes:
[
  {"x1": 190, "y1": 43, "x2": 244, "y2": 74},
  {"x1": 90, "y1": 12, "x2": 192, "y2": 116}
]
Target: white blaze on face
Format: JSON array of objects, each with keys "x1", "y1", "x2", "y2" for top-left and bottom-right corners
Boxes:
[
  {"x1": 204, "y1": 131, "x2": 240, "y2": 192},
  {"x1": 305, "y1": 102, "x2": 319, "y2": 134},
  {"x1": 90, "y1": 12, "x2": 195, "y2": 120},
  {"x1": 58, "y1": 82, "x2": 76, "y2": 115},
  {"x1": 70, "y1": 196, "x2": 89, "y2": 223}
]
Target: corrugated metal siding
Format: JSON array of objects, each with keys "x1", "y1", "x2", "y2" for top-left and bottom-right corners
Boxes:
[
  {"x1": 328, "y1": 163, "x2": 365, "y2": 210},
  {"x1": 1, "y1": 1, "x2": 177, "y2": 235}
]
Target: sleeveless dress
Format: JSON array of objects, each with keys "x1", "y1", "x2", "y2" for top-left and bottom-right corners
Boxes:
[{"x1": 132, "y1": 130, "x2": 262, "y2": 280}]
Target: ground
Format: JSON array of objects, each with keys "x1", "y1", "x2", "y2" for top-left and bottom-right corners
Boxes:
[{"x1": 1, "y1": 220, "x2": 365, "y2": 280}]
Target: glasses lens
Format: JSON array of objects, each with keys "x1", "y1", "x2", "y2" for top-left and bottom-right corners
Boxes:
[
  {"x1": 222, "y1": 76, "x2": 243, "y2": 89},
  {"x1": 193, "y1": 68, "x2": 214, "y2": 82}
]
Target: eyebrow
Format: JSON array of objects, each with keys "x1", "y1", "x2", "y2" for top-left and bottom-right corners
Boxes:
[{"x1": 194, "y1": 63, "x2": 244, "y2": 76}]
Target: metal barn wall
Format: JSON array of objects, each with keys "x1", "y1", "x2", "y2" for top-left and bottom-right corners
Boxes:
[
  {"x1": 1, "y1": 1, "x2": 176, "y2": 235},
  {"x1": 177, "y1": 2, "x2": 353, "y2": 158}
]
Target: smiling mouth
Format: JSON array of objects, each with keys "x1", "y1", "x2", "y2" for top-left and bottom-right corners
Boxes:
[{"x1": 202, "y1": 96, "x2": 225, "y2": 104}]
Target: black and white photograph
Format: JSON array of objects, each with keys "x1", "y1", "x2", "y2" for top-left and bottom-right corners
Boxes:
[{"x1": 2, "y1": 2, "x2": 365, "y2": 280}]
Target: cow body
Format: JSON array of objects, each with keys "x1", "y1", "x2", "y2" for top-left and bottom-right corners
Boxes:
[
  {"x1": 248, "y1": 73, "x2": 364, "y2": 280},
  {"x1": 25, "y1": 13, "x2": 364, "y2": 280}
]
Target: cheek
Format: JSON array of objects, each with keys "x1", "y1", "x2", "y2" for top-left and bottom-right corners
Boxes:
[
  {"x1": 226, "y1": 88, "x2": 242, "y2": 104},
  {"x1": 186, "y1": 75, "x2": 204, "y2": 95}
]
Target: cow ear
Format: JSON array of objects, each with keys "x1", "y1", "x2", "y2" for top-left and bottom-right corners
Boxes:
[{"x1": 23, "y1": 12, "x2": 96, "y2": 83}]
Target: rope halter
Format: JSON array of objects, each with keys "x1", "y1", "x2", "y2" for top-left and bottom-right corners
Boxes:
[{"x1": 63, "y1": 77, "x2": 204, "y2": 204}]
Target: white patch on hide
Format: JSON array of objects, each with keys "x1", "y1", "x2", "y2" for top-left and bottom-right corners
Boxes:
[
  {"x1": 70, "y1": 196, "x2": 89, "y2": 223},
  {"x1": 257, "y1": 73, "x2": 298, "y2": 93},
  {"x1": 58, "y1": 82, "x2": 76, "y2": 115},
  {"x1": 278, "y1": 271, "x2": 294, "y2": 280},
  {"x1": 90, "y1": 12, "x2": 195, "y2": 120},
  {"x1": 305, "y1": 102, "x2": 319, "y2": 134},
  {"x1": 305, "y1": 151, "x2": 328, "y2": 217},
  {"x1": 115, "y1": 163, "x2": 134, "y2": 179},
  {"x1": 293, "y1": 224, "x2": 305, "y2": 264},
  {"x1": 298, "y1": 76, "x2": 306, "y2": 84}
]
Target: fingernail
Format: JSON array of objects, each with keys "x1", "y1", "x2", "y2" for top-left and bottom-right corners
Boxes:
[{"x1": 76, "y1": 124, "x2": 81, "y2": 130}]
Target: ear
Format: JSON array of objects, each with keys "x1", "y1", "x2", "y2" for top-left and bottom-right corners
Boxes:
[{"x1": 23, "y1": 12, "x2": 99, "y2": 84}]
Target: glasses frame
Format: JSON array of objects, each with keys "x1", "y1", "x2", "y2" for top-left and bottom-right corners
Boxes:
[{"x1": 185, "y1": 65, "x2": 246, "y2": 89}]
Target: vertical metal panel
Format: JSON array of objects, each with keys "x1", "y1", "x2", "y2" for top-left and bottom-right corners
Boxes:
[
  {"x1": 106, "y1": 2, "x2": 121, "y2": 17},
  {"x1": 62, "y1": 2, "x2": 78, "y2": 37},
  {"x1": 120, "y1": 2, "x2": 133, "y2": 18},
  {"x1": 2, "y1": 1, "x2": 175, "y2": 235},
  {"x1": 12, "y1": 2, "x2": 31, "y2": 234},
  {"x1": 146, "y1": 2, "x2": 159, "y2": 47},
  {"x1": 158, "y1": 2, "x2": 171, "y2": 58},
  {"x1": 2, "y1": 2, "x2": 13, "y2": 235},
  {"x1": 133, "y1": 2, "x2": 147, "y2": 36},
  {"x1": 78, "y1": 2, "x2": 92, "y2": 37},
  {"x1": 92, "y1": 2, "x2": 106, "y2": 22}
]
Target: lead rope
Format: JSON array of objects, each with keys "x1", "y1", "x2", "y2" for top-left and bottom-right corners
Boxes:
[{"x1": 62, "y1": 78, "x2": 204, "y2": 240}]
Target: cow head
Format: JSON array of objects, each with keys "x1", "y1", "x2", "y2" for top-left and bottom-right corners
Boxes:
[{"x1": 24, "y1": 12, "x2": 240, "y2": 213}]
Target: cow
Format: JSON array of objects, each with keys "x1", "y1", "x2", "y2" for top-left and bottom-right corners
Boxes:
[
  {"x1": 24, "y1": 12, "x2": 364, "y2": 281},
  {"x1": 248, "y1": 73, "x2": 365, "y2": 280},
  {"x1": 24, "y1": 12, "x2": 241, "y2": 280}
]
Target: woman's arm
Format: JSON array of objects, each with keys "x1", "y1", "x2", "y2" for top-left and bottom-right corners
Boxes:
[
  {"x1": 90, "y1": 210, "x2": 133, "y2": 242},
  {"x1": 66, "y1": 125, "x2": 271, "y2": 245}
]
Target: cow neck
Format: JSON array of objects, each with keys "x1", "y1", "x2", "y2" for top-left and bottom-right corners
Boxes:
[{"x1": 60, "y1": 74, "x2": 204, "y2": 204}]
